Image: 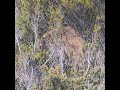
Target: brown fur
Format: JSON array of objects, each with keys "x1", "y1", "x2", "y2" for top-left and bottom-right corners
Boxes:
[{"x1": 39, "y1": 26, "x2": 86, "y2": 68}]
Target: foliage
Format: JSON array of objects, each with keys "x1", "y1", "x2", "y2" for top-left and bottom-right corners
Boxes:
[
  {"x1": 16, "y1": 0, "x2": 32, "y2": 31},
  {"x1": 15, "y1": 0, "x2": 105, "y2": 90},
  {"x1": 76, "y1": 0, "x2": 93, "y2": 8},
  {"x1": 20, "y1": 44, "x2": 32, "y2": 53},
  {"x1": 61, "y1": 0, "x2": 93, "y2": 8},
  {"x1": 48, "y1": 5, "x2": 63, "y2": 31},
  {"x1": 34, "y1": 49, "x2": 49, "y2": 66},
  {"x1": 93, "y1": 24, "x2": 102, "y2": 33},
  {"x1": 42, "y1": 65, "x2": 105, "y2": 90}
]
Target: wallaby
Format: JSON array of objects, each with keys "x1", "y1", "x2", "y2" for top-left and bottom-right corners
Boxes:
[{"x1": 39, "y1": 26, "x2": 86, "y2": 70}]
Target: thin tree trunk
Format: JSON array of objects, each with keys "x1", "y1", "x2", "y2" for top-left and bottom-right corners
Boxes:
[
  {"x1": 33, "y1": 9, "x2": 40, "y2": 52},
  {"x1": 59, "y1": 48, "x2": 64, "y2": 74},
  {"x1": 15, "y1": 34, "x2": 21, "y2": 54}
]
